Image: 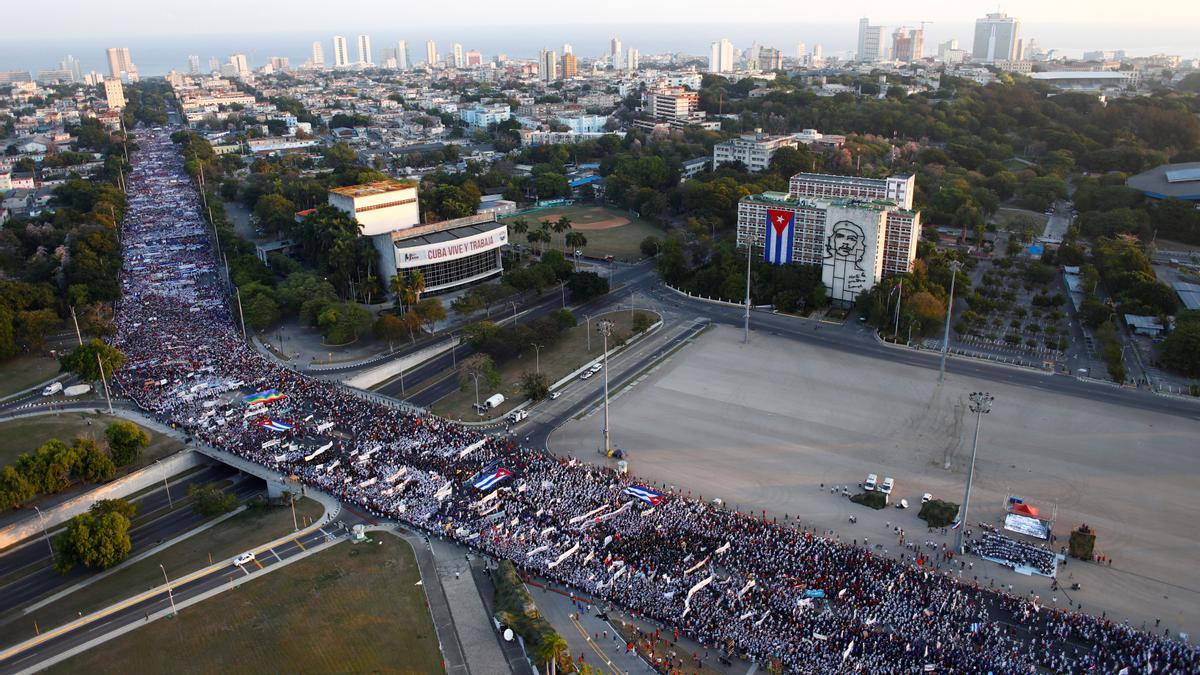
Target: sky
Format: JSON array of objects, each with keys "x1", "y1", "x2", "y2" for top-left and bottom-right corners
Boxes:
[{"x1": 3, "y1": 1, "x2": 1198, "y2": 74}]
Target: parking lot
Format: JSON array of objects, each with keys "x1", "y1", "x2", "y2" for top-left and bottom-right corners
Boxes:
[{"x1": 552, "y1": 324, "x2": 1200, "y2": 634}]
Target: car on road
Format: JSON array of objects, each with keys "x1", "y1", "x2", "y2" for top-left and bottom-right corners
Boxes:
[
  {"x1": 508, "y1": 409, "x2": 529, "y2": 423},
  {"x1": 233, "y1": 552, "x2": 256, "y2": 566},
  {"x1": 580, "y1": 371, "x2": 593, "y2": 380},
  {"x1": 590, "y1": 363, "x2": 603, "y2": 373},
  {"x1": 864, "y1": 473, "x2": 878, "y2": 491},
  {"x1": 550, "y1": 391, "x2": 561, "y2": 400},
  {"x1": 41, "y1": 382, "x2": 63, "y2": 396}
]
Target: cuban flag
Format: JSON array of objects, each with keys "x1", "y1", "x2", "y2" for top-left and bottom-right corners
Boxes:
[
  {"x1": 257, "y1": 419, "x2": 293, "y2": 433},
  {"x1": 763, "y1": 209, "x2": 795, "y2": 265},
  {"x1": 623, "y1": 485, "x2": 665, "y2": 506},
  {"x1": 473, "y1": 467, "x2": 513, "y2": 490},
  {"x1": 951, "y1": 520, "x2": 962, "y2": 530}
]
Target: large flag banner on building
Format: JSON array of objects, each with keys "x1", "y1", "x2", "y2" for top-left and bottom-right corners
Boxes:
[
  {"x1": 763, "y1": 209, "x2": 795, "y2": 265},
  {"x1": 473, "y1": 467, "x2": 513, "y2": 490},
  {"x1": 623, "y1": 484, "x2": 665, "y2": 506},
  {"x1": 243, "y1": 389, "x2": 286, "y2": 405},
  {"x1": 257, "y1": 419, "x2": 294, "y2": 432}
]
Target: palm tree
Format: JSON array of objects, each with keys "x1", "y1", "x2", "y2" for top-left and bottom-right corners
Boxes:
[
  {"x1": 536, "y1": 634, "x2": 569, "y2": 675},
  {"x1": 552, "y1": 216, "x2": 573, "y2": 253},
  {"x1": 409, "y1": 269, "x2": 426, "y2": 304},
  {"x1": 510, "y1": 217, "x2": 529, "y2": 236},
  {"x1": 564, "y1": 231, "x2": 587, "y2": 259},
  {"x1": 526, "y1": 229, "x2": 550, "y2": 255},
  {"x1": 389, "y1": 273, "x2": 407, "y2": 313}
]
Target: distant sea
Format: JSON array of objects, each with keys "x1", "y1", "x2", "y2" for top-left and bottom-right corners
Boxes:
[{"x1": 2, "y1": 22, "x2": 1197, "y2": 76}]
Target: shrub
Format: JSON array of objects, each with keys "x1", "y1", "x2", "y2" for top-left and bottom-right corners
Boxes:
[
  {"x1": 849, "y1": 491, "x2": 887, "y2": 509},
  {"x1": 1068, "y1": 527, "x2": 1096, "y2": 560},
  {"x1": 918, "y1": 499, "x2": 960, "y2": 528}
]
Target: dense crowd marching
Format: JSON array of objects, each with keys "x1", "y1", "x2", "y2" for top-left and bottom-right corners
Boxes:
[{"x1": 110, "y1": 128, "x2": 1197, "y2": 673}]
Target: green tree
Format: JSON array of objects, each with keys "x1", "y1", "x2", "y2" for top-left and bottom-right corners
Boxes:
[
  {"x1": 0, "y1": 466, "x2": 37, "y2": 510},
  {"x1": 509, "y1": 217, "x2": 529, "y2": 236},
  {"x1": 73, "y1": 437, "x2": 116, "y2": 483},
  {"x1": 632, "y1": 312, "x2": 654, "y2": 334},
  {"x1": 412, "y1": 297, "x2": 447, "y2": 334},
  {"x1": 59, "y1": 339, "x2": 126, "y2": 382},
  {"x1": 520, "y1": 371, "x2": 550, "y2": 401},
  {"x1": 188, "y1": 483, "x2": 238, "y2": 516},
  {"x1": 1158, "y1": 320, "x2": 1200, "y2": 378},
  {"x1": 105, "y1": 420, "x2": 150, "y2": 467},
  {"x1": 458, "y1": 353, "x2": 501, "y2": 399},
  {"x1": 564, "y1": 230, "x2": 588, "y2": 256},
  {"x1": 567, "y1": 271, "x2": 610, "y2": 301},
  {"x1": 317, "y1": 303, "x2": 373, "y2": 344},
  {"x1": 253, "y1": 193, "x2": 297, "y2": 235},
  {"x1": 54, "y1": 503, "x2": 134, "y2": 574},
  {"x1": 373, "y1": 313, "x2": 408, "y2": 351},
  {"x1": 640, "y1": 236, "x2": 662, "y2": 258}
]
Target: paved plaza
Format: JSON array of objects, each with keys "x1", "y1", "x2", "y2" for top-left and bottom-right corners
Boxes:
[{"x1": 552, "y1": 324, "x2": 1200, "y2": 636}]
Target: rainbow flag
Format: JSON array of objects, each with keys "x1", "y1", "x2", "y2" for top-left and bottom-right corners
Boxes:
[{"x1": 243, "y1": 389, "x2": 286, "y2": 405}]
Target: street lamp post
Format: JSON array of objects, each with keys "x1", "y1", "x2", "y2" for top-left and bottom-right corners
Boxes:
[
  {"x1": 743, "y1": 239, "x2": 752, "y2": 344},
  {"x1": 956, "y1": 391, "x2": 993, "y2": 554},
  {"x1": 598, "y1": 320, "x2": 615, "y2": 456},
  {"x1": 235, "y1": 287, "x2": 247, "y2": 340},
  {"x1": 33, "y1": 506, "x2": 53, "y2": 562},
  {"x1": 939, "y1": 261, "x2": 963, "y2": 384},
  {"x1": 160, "y1": 563, "x2": 178, "y2": 617},
  {"x1": 530, "y1": 343, "x2": 543, "y2": 375},
  {"x1": 156, "y1": 459, "x2": 173, "y2": 509},
  {"x1": 96, "y1": 353, "x2": 113, "y2": 415},
  {"x1": 468, "y1": 372, "x2": 482, "y2": 417},
  {"x1": 560, "y1": 281, "x2": 566, "y2": 308},
  {"x1": 509, "y1": 301, "x2": 518, "y2": 319}
]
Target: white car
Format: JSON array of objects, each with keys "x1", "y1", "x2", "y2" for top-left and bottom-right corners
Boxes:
[
  {"x1": 41, "y1": 382, "x2": 63, "y2": 396},
  {"x1": 922, "y1": 492, "x2": 933, "y2": 504},
  {"x1": 580, "y1": 371, "x2": 593, "y2": 380},
  {"x1": 880, "y1": 477, "x2": 894, "y2": 495},
  {"x1": 233, "y1": 552, "x2": 256, "y2": 566},
  {"x1": 550, "y1": 391, "x2": 561, "y2": 400},
  {"x1": 864, "y1": 474, "x2": 878, "y2": 492},
  {"x1": 590, "y1": 363, "x2": 603, "y2": 373}
]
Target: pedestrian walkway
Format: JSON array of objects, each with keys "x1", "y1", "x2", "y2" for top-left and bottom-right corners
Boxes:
[
  {"x1": 390, "y1": 527, "x2": 470, "y2": 675},
  {"x1": 430, "y1": 537, "x2": 510, "y2": 675}
]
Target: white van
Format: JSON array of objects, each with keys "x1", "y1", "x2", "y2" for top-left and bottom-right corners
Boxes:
[
  {"x1": 880, "y1": 477, "x2": 894, "y2": 495},
  {"x1": 864, "y1": 474, "x2": 878, "y2": 491},
  {"x1": 508, "y1": 409, "x2": 529, "y2": 423},
  {"x1": 41, "y1": 382, "x2": 63, "y2": 396}
]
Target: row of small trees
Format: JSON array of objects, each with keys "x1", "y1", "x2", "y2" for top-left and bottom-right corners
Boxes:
[{"x1": 0, "y1": 421, "x2": 148, "y2": 511}]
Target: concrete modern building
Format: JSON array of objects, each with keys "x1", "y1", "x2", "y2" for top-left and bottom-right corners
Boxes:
[
  {"x1": 562, "y1": 52, "x2": 579, "y2": 78},
  {"x1": 426, "y1": 40, "x2": 438, "y2": 67},
  {"x1": 103, "y1": 78, "x2": 125, "y2": 110},
  {"x1": 452, "y1": 43, "x2": 464, "y2": 68},
  {"x1": 713, "y1": 132, "x2": 797, "y2": 172},
  {"x1": 106, "y1": 47, "x2": 138, "y2": 82},
  {"x1": 710, "y1": 39, "x2": 734, "y2": 73},
  {"x1": 639, "y1": 87, "x2": 707, "y2": 127},
  {"x1": 397, "y1": 41, "x2": 409, "y2": 69},
  {"x1": 310, "y1": 42, "x2": 325, "y2": 68},
  {"x1": 460, "y1": 104, "x2": 512, "y2": 128},
  {"x1": 1029, "y1": 70, "x2": 1137, "y2": 91},
  {"x1": 857, "y1": 18, "x2": 885, "y2": 62},
  {"x1": 758, "y1": 48, "x2": 782, "y2": 71},
  {"x1": 357, "y1": 35, "x2": 373, "y2": 66},
  {"x1": 789, "y1": 172, "x2": 915, "y2": 211},
  {"x1": 627, "y1": 48, "x2": 640, "y2": 71},
  {"x1": 332, "y1": 36, "x2": 350, "y2": 68},
  {"x1": 892, "y1": 27, "x2": 924, "y2": 62},
  {"x1": 611, "y1": 37, "x2": 623, "y2": 69},
  {"x1": 973, "y1": 12, "x2": 1022, "y2": 63},
  {"x1": 736, "y1": 191, "x2": 921, "y2": 304},
  {"x1": 540, "y1": 49, "x2": 558, "y2": 81},
  {"x1": 327, "y1": 179, "x2": 507, "y2": 296}
]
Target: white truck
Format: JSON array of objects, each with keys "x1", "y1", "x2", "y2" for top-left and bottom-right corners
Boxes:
[
  {"x1": 63, "y1": 384, "x2": 92, "y2": 397},
  {"x1": 41, "y1": 382, "x2": 63, "y2": 396},
  {"x1": 880, "y1": 477, "x2": 895, "y2": 495},
  {"x1": 863, "y1": 473, "x2": 878, "y2": 492},
  {"x1": 507, "y1": 409, "x2": 529, "y2": 423}
]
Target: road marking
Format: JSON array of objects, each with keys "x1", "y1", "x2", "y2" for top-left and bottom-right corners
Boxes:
[
  {"x1": 570, "y1": 614, "x2": 622, "y2": 675},
  {"x1": 272, "y1": 548, "x2": 282, "y2": 562},
  {"x1": 293, "y1": 538, "x2": 306, "y2": 551},
  {"x1": 253, "y1": 558, "x2": 264, "y2": 570}
]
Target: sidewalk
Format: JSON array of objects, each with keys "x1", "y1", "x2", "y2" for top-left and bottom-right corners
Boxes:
[
  {"x1": 429, "y1": 536, "x2": 510, "y2": 675},
  {"x1": 390, "y1": 527, "x2": 470, "y2": 675}
]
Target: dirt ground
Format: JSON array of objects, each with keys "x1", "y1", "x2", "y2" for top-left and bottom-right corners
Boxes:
[{"x1": 551, "y1": 324, "x2": 1200, "y2": 636}]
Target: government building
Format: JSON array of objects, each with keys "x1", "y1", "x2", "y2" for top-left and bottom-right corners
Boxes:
[
  {"x1": 327, "y1": 179, "x2": 508, "y2": 296},
  {"x1": 736, "y1": 172, "x2": 921, "y2": 305}
]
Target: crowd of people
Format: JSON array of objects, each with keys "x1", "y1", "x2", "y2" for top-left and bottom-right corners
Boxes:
[
  {"x1": 970, "y1": 532, "x2": 1060, "y2": 577},
  {"x1": 109, "y1": 127, "x2": 1197, "y2": 673}
]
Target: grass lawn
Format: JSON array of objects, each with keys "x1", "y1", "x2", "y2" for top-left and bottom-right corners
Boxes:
[
  {"x1": 503, "y1": 204, "x2": 665, "y2": 262},
  {"x1": 0, "y1": 413, "x2": 181, "y2": 471},
  {"x1": 0, "y1": 498, "x2": 324, "y2": 647},
  {"x1": 430, "y1": 309, "x2": 657, "y2": 421},
  {"x1": 45, "y1": 537, "x2": 444, "y2": 675},
  {"x1": 0, "y1": 355, "x2": 61, "y2": 400},
  {"x1": 992, "y1": 207, "x2": 1047, "y2": 232}
]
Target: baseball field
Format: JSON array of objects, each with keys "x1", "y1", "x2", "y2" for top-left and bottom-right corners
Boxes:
[{"x1": 503, "y1": 204, "x2": 665, "y2": 262}]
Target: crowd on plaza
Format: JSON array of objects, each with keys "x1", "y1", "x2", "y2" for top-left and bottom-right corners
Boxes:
[
  {"x1": 970, "y1": 532, "x2": 1060, "y2": 577},
  {"x1": 110, "y1": 127, "x2": 1197, "y2": 673}
]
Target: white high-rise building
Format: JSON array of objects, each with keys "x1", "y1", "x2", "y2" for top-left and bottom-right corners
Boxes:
[
  {"x1": 626, "y1": 48, "x2": 640, "y2": 71},
  {"x1": 397, "y1": 41, "x2": 409, "y2": 69},
  {"x1": 563, "y1": 43, "x2": 573, "y2": 55},
  {"x1": 709, "y1": 38, "x2": 734, "y2": 73},
  {"x1": 310, "y1": 42, "x2": 325, "y2": 68},
  {"x1": 972, "y1": 12, "x2": 1022, "y2": 62},
  {"x1": 105, "y1": 47, "x2": 139, "y2": 82},
  {"x1": 229, "y1": 53, "x2": 249, "y2": 76},
  {"x1": 332, "y1": 36, "x2": 349, "y2": 67},
  {"x1": 426, "y1": 40, "x2": 438, "y2": 67},
  {"x1": 452, "y1": 43, "x2": 464, "y2": 68},
  {"x1": 795, "y1": 43, "x2": 807, "y2": 59},
  {"x1": 812, "y1": 44, "x2": 823, "y2": 65},
  {"x1": 60, "y1": 55, "x2": 82, "y2": 82},
  {"x1": 103, "y1": 78, "x2": 125, "y2": 109},
  {"x1": 857, "y1": 18, "x2": 884, "y2": 62},
  {"x1": 540, "y1": 48, "x2": 558, "y2": 81},
  {"x1": 357, "y1": 35, "x2": 373, "y2": 65},
  {"x1": 611, "y1": 37, "x2": 623, "y2": 69}
]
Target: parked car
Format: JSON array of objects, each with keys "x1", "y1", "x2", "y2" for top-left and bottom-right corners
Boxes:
[
  {"x1": 922, "y1": 492, "x2": 933, "y2": 504},
  {"x1": 580, "y1": 371, "x2": 593, "y2": 380},
  {"x1": 864, "y1": 474, "x2": 878, "y2": 491},
  {"x1": 880, "y1": 477, "x2": 895, "y2": 495}
]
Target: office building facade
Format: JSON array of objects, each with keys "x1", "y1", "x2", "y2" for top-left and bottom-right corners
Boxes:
[
  {"x1": 332, "y1": 36, "x2": 350, "y2": 67},
  {"x1": 713, "y1": 132, "x2": 797, "y2": 172},
  {"x1": 973, "y1": 12, "x2": 1022, "y2": 62},
  {"x1": 857, "y1": 18, "x2": 884, "y2": 62}
]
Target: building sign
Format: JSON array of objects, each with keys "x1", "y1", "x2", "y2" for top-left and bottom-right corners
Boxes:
[{"x1": 395, "y1": 226, "x2": 508, "y2": 267}]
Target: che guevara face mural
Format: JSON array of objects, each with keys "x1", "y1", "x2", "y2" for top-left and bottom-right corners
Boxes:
[{"x1": 823, "y1": 220, "x2": 869, "y2": 301}]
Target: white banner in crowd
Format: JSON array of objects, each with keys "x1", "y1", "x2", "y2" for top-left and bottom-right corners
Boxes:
[
  {"x1": 684, "y1": 555, "x2": 711, "y2": 576},
  {"x1": 316, "y1": 421, "x2": 334, "y2": 433},
  {"x1": 715, "y1": 542, "x2": 731, "y2": 555},
  {"x1": 526, "y1": 544, "x2": 550, "y2": 558},
  {"x1": 737, "y1": 578, "x2": 756, "y2": 599},
  {"x1": 457, "y1": 439, "x2": 486, "y2": 459},
  {"x1": 682, "y1": 573, "x2": 715, "y2": 618},
  {"x1": 569, "y1": 504, "x2": 609, "y2": 524},
  {"x1": 582, "y1": 501, "x2": 632, "y2": 530},
  {"x1": 547, "y1": 542, "x2": 580, "y2": 569}
]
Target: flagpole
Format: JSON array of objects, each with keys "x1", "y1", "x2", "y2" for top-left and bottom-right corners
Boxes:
[
  {"x1": 894, "y1": 279, "x2": 902, "y2": 338},
  {"x1": 743, "y1": 233, "x2": 752, "y2": 344}
]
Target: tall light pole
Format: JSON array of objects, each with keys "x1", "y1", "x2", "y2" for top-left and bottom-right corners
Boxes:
[
  {"x1": 160, "y1": 563, "x2": 178, "y2": 617},
  {"x1": 598, "y1": 320, "x2": 614, "y2": 456},
  {"x1": 938, "y1": 261, "x2": 963, "y2": 384},
  {"x1": 468, "y1": 372, "x2": 482, "y2": 416},
  {"x1": 69, "y1": 306, "x2": 83, "y2": 346},
  {"x1": 96, "y1": 352, "x2": 113, "y2": 415},
  {"x1": 529, "y1": 343, "x2": 543, "y2": 375},
  {"x1": 742, "y1": 238, "x2": 753, "y2": 344},
  {"x1": 583, "y1": 314, "x2": 591, "y2": 352},
  {"x1": 956, "y1": 391, "x2": 993, "y2": 554},
  {"x1": 559, "y1": 280, "x2": 566, "y2": 308},
  {"x1": 33, "y1": 506, "x2": 53, "y2": 562},
  {"x1": 235, "y1": 287, "x2": 247, "y2": 340},
  {"x1": 155, "y1": 459, "x2": 173, "y2": 509}
]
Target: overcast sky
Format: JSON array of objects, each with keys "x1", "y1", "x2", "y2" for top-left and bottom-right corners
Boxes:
[{"x1": 11, "y1": 0, "x2": 1198, "y2": 40}]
